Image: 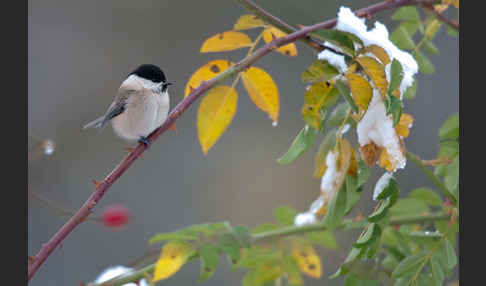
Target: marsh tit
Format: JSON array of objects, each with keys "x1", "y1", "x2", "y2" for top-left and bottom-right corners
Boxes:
[{"x1": 83, "y1": 64, "x2": 173, "y2": 146}]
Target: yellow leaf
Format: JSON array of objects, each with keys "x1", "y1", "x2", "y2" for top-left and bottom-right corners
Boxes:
[
  {"x1": 185, "y1": 60, "x2": 233, "y2": 97},
  {"x1": 378, "y1": 148, "x2": 394, "y2": 172},
  {"x1": 234, "y1": 14, "x2": 265, "y2": 30},
  {"x1": 241, "y1": 66, "x2": 279, "y2": 123},
  {"x1": 394, "y1": 113, "x2": 414, "y2": 138},
  {"x1": 356, "y1": 56, "x2": 388, "y2": 97},
  {"x1": 336, "y1": 138, "x2": 352, "y2": 180},
  {"x1": 262, "y1": 26, "x2": 297, "y2": 56},
  {"x1": 347, "y1": 149, "x2": 358, "y2": 176},
  {"x1": 153, "y1": 241, "x2": 195, "y2": 282},
  {"x1": 364, "y1": 45, "x2": 391, "y2": 66},
  {"x1": 302, "y1": 82, "x2": 338, "y2": 130},
  {"x1": 425, "y1": 19, "x2": 441, "y2": 40},
  {"x1": 291, "y1": 241, "x2": 322, "y2": 278},
  {"x1": 346, "y1": 72, "x2": 373, "y2": 110},
  {"x1": 200, "y1": 31, "x2": 253, "y2": 53},
  {"x1": 197, "y1": 85, "x2": 238, "y2": 155}
]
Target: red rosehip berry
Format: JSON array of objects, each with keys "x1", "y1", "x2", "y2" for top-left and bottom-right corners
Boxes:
[{"x1": 102, "y1": 204, "x2": 131, "y2": 228}]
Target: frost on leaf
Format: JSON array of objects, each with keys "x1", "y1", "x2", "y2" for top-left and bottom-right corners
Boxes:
[
  {"x1": 373, "y1": 172, "x2": 394, "y2": 200},
  {"x1": 357, "y1": 91, "x2": 406, "y2": 172},
  {"x1": 334, "y1": 7, "x2": 418, "y2": 98}
]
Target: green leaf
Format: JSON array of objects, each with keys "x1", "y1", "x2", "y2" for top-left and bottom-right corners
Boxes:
[
  {"x1": 391, "y1": 251, "x2": 427, "y2": 279},
  {"x1": 376, "y1": 178, "x2": 399, "y2": 201},
  {"x1": 277, "y1": 125, "x2": 316, "y2": 165},
  {"x1": 327, "y1": 101, "x2": 352, "y2": 128},
  {"x1": 389, "y1": 198, "x2": 429, "y2": 216},
  {"x1": 403, "y1": 79, "x2": 418, "y2": 100},
  {"x1": 423, "y1": 39, "x2": 439, "y2": 55},
  {"x1": 218, "y1": 233, "x2": 241, "y2": 264},
  {"x1": 273, "y1": 206, "x2": 298, "y2": 225},
  {"x1": 390, "y1": 26, "x2": 416, "y2": 50},
  {"x1": 306, "y1": 230, "x2": 338, "y2": 250},
  {"x1": 312, "y1": 29, "x2": 356, "y2": 56},
  {"x1": 447, "y1": 25, "x2": 458, "y2": 38},
  {"x1": 345, "y1": 175, "x2": 362, "y2": 214},
  {"x1": 386, "y1": 95, "x2": 402, "y2": 126},
  {"x1": 430, "y1": 254, "x2": 445, "y2": 286},
  {"x1": 413, "y1": 50, "x2": 435, "y2": 74},
  {"x1": 329, "y1": 247, "x2": 364, "y2": 279},
  {"x1": 302, "y1": 59, "x2": 340, "y2": 83},
  {"x1": 341, "y1": 261, "x2": 391, "y2": 286},
  {"x1": 344, "y1": 274, "x2": 379, "y2": 286},
  {"x1": 391, "y1": 7, "x2": 420, "y2": 22},
  {"x1": 198, "y1": 244, "x2": 220, "y2": 282},
  {"x1": 149, "y1": 232, "x2": 199, "y2": 244},
  {"x1": 353, "y1": 223, "x2": 381, "y2": 248},
  {"x1": 323, "y1": 185, "x2": 347, "y2": 229},
  {"x1": 409, "y1": 187, "x2": 442, "y2": 207},
  {"x1": 443, "y1": 239, "x2": 457, "y2": 269},
  {"x1": 367, "y1": 197, "x2": 391, "y2": 222},
  {"x1": 335, "y1": 80, "x2": 359, "y2": 113},
  {"x1": 439, "y1": 113, "x2": 459, "y2": 140},
  {"x1": 357, "y1": 160, "x2": 370, "y2": 188},
  {"x1": 231, "y1": 226, "x2": 252, "y2": 248},
  {"x1": 444, "y1": 156, "x2": 459, "y2": 195},
  {"x1": 389, "y1": 59, "x2": 404, "y2": 94}
]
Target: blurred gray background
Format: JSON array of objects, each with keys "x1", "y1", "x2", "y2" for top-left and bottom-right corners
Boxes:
[{"x1": 28, "y1": 0, "x2": 458, "y2": 285}]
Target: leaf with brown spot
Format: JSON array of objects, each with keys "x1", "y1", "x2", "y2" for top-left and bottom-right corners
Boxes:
[
  {"x1": 346, "y1": 72, "x2": 373, "y2": 111},
  {"x1": 185, "y1": 60, "x2": 233, "y2": 97},
  {"x1": 262, "y1": 26, "x2": 297, "y2": 56},
  {"x1": 359, "y1": 141, "x2": 380, "y2": 166},
  {"x1": 200, "y1": 31, "x2": 253, "y2": 53},
  {"x1": 302, "y1": 82, "x2": 339, "y2": 130},
  {"x1": 234, "y1": 14, "x2": 264, "y2": 30},
  {"x1": 364, "y1": 45, "x2": 391, "y2": 65},
  {"x1": 291, "y1": 240, "x2": 322, "y2": 278},
  {"x1": 241, "y1": 66, "x2": 279, "y2": 123},
  {"x1": 356, "y1": 56, "x2": 388, "y2": 97},
  {"x1": 197, "y1": 85, "x2": 238, "y2": 155}
]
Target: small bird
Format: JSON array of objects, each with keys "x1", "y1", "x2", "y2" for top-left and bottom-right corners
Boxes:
[{"x1": 83, "y1": 64, "x2": 173, "y2": 146}]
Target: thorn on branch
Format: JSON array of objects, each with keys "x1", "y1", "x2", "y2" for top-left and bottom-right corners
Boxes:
[
  {"x1": 169, "y1": 122, "x2": 178, "y2": 134},
  {"x1": 92, "y1": 179, "x2": 102, "y2": 189},
  {"x1": 29, "y1": 256, "x2": 36, "y2": 265}
]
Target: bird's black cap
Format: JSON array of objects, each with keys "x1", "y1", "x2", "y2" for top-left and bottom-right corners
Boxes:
[{"x1": 129, "y1": 64, "x2": 167, "y2": 83}]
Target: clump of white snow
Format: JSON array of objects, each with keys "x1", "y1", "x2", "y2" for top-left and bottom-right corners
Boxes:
[
  {"x1": 294, "y1": 212, "x2": 317, "y2": 226},
  {"x1": 318, "y1": 49, "x2": 348, "y2": 73},
  {"x1": 335, "y1": 7, "x2": 418, "y2": 97},
  {"x1": 373, "y1": 172, "x2": 394, "y2": 200},
  {"x1": 94, "y1": 265, "x2": 149, "y2": 286},
  {"x1": 357, "y1": 90, "x2": 406, "y2": 171},
  {"x1": 320, "y1": 151, "x2": 339, "y2": 193}
]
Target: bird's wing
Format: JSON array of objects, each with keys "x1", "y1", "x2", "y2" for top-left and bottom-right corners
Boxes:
[{"x1": 83, "y1": 89, "x2": 134, "y2": 130}]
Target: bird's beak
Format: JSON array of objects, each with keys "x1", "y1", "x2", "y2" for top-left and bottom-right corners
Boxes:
[{"x1": 164, "y1": 81, "x2": 175, "y2": 86}]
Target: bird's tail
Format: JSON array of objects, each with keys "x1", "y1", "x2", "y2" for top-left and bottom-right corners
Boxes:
[{"x1": 83, "y1": 116, "x2": 108, "y2": 130}]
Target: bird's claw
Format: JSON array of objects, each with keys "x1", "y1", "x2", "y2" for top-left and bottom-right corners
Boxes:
[{"x1": 138, "y1": 136, "x2": 151, "y2": 148}]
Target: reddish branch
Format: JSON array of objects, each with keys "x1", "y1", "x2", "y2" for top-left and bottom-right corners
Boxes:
[{"x1": 27, "y1": 0, "x2": 459, "y2": 281}]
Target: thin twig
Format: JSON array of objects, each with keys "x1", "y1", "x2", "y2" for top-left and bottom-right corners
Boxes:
[{"x1": 28, "y1": 0, "x2": 455, "y2": 281}]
